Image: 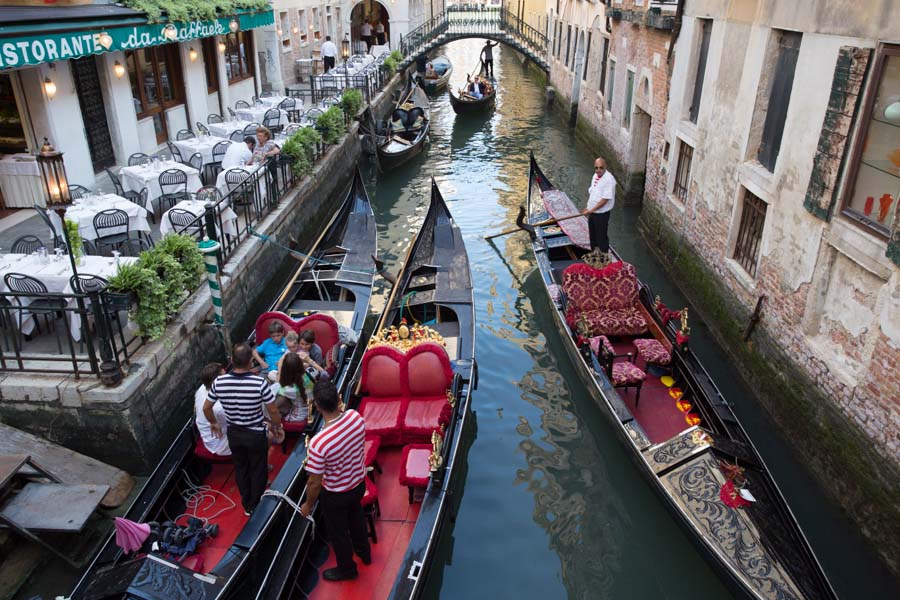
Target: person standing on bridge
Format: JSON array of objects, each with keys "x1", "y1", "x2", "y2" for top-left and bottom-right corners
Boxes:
[
  {"x1": 582, "y1": 157, "x2": 616, "y2": 256},
  {"x1": 481, "y1": 40, "x2": 499, "y2": 77}
]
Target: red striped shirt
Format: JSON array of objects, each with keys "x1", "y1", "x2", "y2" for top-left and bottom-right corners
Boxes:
[{"x1": 306, "y1": 409, "x2": 366, "y2": 492}]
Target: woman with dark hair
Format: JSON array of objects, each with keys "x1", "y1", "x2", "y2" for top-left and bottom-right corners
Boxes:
[
  {"x1": 298, "y1": 329, "x2": 329, "y2": 378},
  {"x1": 273, "y1": 352, "x2": 312, "y2": 422}
]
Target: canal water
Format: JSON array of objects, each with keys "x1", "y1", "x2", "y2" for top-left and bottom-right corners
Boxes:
[{"x1": 358, "y1": 39, "x2": 900, "y2": 599}]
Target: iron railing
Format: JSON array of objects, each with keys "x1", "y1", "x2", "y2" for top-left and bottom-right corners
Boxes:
[{"x1": 288, "y1": 61, "x2": 390, "y2": 107}]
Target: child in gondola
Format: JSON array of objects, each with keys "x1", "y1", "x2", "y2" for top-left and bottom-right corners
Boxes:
[
  {"x1": 271, "y1": 352, "x2": 312, "y2": 423},
  {"x1": 253, "y1": 321, "x2": 288, "y2": 374},
  {"x1": 298, "y1": 329, "x2": 329, "y2": 379}
]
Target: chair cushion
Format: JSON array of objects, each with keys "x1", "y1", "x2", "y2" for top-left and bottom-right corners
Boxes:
[
  {"x1": 562, "y1": 261, "x2": 635, "y2": 313},
  {"x1": 633, "y1": 338, "x2": 671, "y2": 365},
  {"x1": 364, "y1": 436, "x2": 381, "y2": 467},
  {"x1": 569, "y1": 307, "x2": 647, "y2": 336},
  {"x1": 612, "y1": 361, "x2": 646, "y2": 386},
  {"x1": 360, "y1": 346, "x2": 408, "y2": 398},
  {"x1": 282, "y1": 419, "x2": 307, "y2": 433},
  {"x1": 402, "y1": 396, "x2": 448, "y2": 443},
  {"x1": 359, "y1": 396, "x2": 405, "y2": 446},
  {"x1": 361, "y1": 477, "x2": 378, "y2": 507},
  {"x1": 589, "y1": 335, "x2": 615, "y2": 357},
  {"x1": 406, "y1": 343, "x2": 453, "y2": 397},
  {"x1": 253, "y1": 311, "x2": 341, "y2": 361},
  {"x1": 399, "y1": 444, "x2": 433, "y2": 488},
  {"x1": 194, "y1": 437, "x2": 231, "y2": 463}
]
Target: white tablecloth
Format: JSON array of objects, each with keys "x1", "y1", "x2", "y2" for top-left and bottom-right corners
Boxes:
[
  {"x1": 235, "y1": 107, "x2": 289, "y2": 128},
  {"x1": 215, "y1": 163, "x2": 267, "y2": 199},
  {"x1": 258, "y1": 95, "x2": 293, "y2": 108},
  {"x1": 173, "y1": 137, "x2": 221, "y2": 166},
  {"x1": 0, "y1": 253, "x2": 138, "y2": 341},
  {"x1": 0, "y1": 154, "x2": 44, "y2": 208},
  {"x1": 208, "y1": 120, "x2": 258, "y2": 140},
  {"x1": 160, "y1": 199, "x2": 238, "y2": 238},
  {"x1": 119, "y1": 162, "x2": 203, "y2": 211},
  {"x1": 49, "y1": 195, "x2": 151, "y2": 241}
]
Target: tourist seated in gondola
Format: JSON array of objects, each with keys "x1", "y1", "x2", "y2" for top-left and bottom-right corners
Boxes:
[
  {"x1": 268, "y1": 330, "x2": 299, "y2": 382},
  {"x1": 271, "y1": 352, "x2": 312, "y2": 422},
  {"x1": 298, "y1": 329, "x2": 329, "y2": 379},
  {"x1": 465, "y1": 76, "x2": 484, "y2": 99},
  {"x1": 424, "y1": 62, "x2": 438, "y2": 79},
  {"x1": 195, "y1": 362, "x2": 231, "y2": 456},
  {"x1": 390, "y1": 107, "x2": 426, "y2": 133},
  {"x1": 482, "y1": 79, "x2": 494, "y2": 95},
  {"x1": 253, "y1": 321, "x2": 288, "y2": 374}
]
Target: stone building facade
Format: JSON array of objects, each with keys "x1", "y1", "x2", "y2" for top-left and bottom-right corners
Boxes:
[
  {"x1": 547, "y1": 0, "x2": 676, "y2": 204},
  {"x1": 641, "y1": 0, "x2": 900, "y2": 570}
]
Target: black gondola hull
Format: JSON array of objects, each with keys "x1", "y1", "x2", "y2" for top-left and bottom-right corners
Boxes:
[{"x1": 449, "y1": 89, "x2": 495, "y2": 113}]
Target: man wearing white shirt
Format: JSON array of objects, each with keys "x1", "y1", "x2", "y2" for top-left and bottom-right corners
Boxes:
[
  {"x1": 583, "y1": 157, "x2": 616, "y2": 254},
  {"x1": 375, "y1": 21, "x2": 386, "y2": 45},
  {"x1": 360, "y1": 21, "x2": 373, "y2": 49},
  {"x1": 195, "y1": 363, "x2": 231, "y2": 456},
  {"x1": 321, "y1": 35, "x2": 338, "y2": 73},
  {"x1": 221, "y1": 136, "x2": 254, "y2": 169}
]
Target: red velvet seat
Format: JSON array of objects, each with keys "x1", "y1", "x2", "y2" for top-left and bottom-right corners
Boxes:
[
  {"x1": 359, "y1": 346, "x2": 408, "y2": 445},
  {"x1": 404, "y1": 397, "x2": 449, "y2": 443},
  {"x1": 361, "y1": 477, "x2": 380, "y2": 543},
  {"x1": 253, "y1": 311, "x2": 341, "y2": 371},
  {"x1": 401, "y1": 343, "x2": 453, "y2": 443},
  {"x1": 360, "y1": 397, "x2": 406, "y2": 446},
  {"x1": 563, "y1": 261, "x2": 648, "y2": 337},
  {"x1": 193, "y1": 437, "x2": 231, "y2": 463},
  {"x1": 399, "y1": 444, "x2": 433, "y2": 503},
  {"x1": 633, "y1": 338, "x2": 671, "y2": 366},
  {"x1": 282, "y1": 419, "x2": 308, "y2": 433},
  {"x1": 364, "y1": 435, "x2": 382, "y2": 481}
]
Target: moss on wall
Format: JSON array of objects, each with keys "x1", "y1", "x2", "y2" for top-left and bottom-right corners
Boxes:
[{"x1": 638, "y1": 202, "x2": 900, "y2": 577}]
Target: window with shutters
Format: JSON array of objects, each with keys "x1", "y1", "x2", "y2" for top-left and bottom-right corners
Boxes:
[
  {"x1": 840, "y1": 44, "x2": 900, "y2": 235},
  {"x1": 757, "y1": 31, "x2": 801, "y2": 171},
  {"x1": 732, "y1": 190, "x2": 767, "y2": 277},
  {"x1": 624, "y1": 69, "x2": 634, "y2": 129},
  {"x1": 688, "y1": 19, "x2": 711, "y2": 123},
  {"x1": 598, "y1": 36, "x2": 609, "y2": 95},
  {"x1": 224, "y1": 31, "x2": 254, "y2": 83},
  {"x1": 672, "y1": 141, "x2": 694, "y2": 203},
  {"x1": 565, "y1": 25, "x2": 572, "y2": 67},
  {"x1": 201, "y1": 38, "x2": 219, "y2": 94},
  {"x1": 607, "y1": 58, "x2": 616, "y2": 111},
  {"x1": 583, "y1": 31, "x2": 591, "y2": 81}
]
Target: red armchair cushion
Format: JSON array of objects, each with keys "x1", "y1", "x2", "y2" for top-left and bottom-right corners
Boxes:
[
  {"x1": 633, "y1": 338, "x2": 671, "y2": 365},
  {"x1": 253, "y1": 312, "x2": 341, "y2": 369},
  {"x1": 254, "y1": 311, "x2": 298, "y2": 344},
  {"x1": 360, "y1": 346, "x2": 408, "y2": 398},
  {"x1": 282, "y1": 419, "x2": 307, "y2": 433},
  {"x1": 569, "y1": 307, "x2": 647, "y2": 336},
  {"x1": 562, "y1": 261, "x2": 633, "y2": 312},
  {"x1": 402, "y1": 396, "x2": 448, "y2": 443},
  {"x1": 361, "y1": 477, "x2": 378, "y2": 507},
  {"x1": 194, "y1": 437, "x2": 231, "y2": 463},
  {"x1": 364, "y1": 436, "x2": 381, "y2": 467},
  {"x1": 612, "y1": 361, "x2": 646, "y2": 386},
  {"x1": 399, "y1": 444, "x2": 433, "y2": 488},
  {"x1": 406, "y1": 343, "x2": 453, "y2": 397},
  {"x1": 359, "y1": 397, "x2": 405, "y2": 446}
]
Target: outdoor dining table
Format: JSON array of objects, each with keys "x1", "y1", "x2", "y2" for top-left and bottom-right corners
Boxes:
[
  {"x1": 0, "y1": 253, "x2": 138, "y2": 341},
  {"x1": 159, "y1": 199, "x2": 239, "y2": 238},
  {"x1": 208, "y1": 120, "x2": 258, "y2": 140},
  {"x1": 119, "y1": 161, "x2": 203, "y2": 212},
  {"x1": 172, "y1": 136, "x2": 221, "y2": 167},
  {"x1": 0, "y1": 153, "x2": 44, "y2": 208},
  {"x1": 235, "y1": 106, "x2": 289, "y2": 129},
  {"x1": 257, "y1": 95, "x2": 294, "y2": 108},
  {"x1": 48, "y1": 194, "x2": 151, "y2": 242}
]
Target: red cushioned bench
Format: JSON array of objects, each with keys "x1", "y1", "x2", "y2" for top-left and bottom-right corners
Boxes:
[
  {"x1": 563, "y1": 261, "x2": 648, "y2": 337},
  {"x1": 253, "y1": 311, "x2": 341, "y2": 375},
  {"x1": 399, "y1": 444, "x2": 433, "y2": 503}
]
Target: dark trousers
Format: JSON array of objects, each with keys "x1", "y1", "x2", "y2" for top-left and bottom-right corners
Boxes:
[
  {"x1": 588, "y1": 211, "x2": 611, "y2": 253},
  {"x1": 363, "y1": 35, "x2": 373, "y2": 49},
  {"x1": 323, "y1": 56, "x2": 335, "y2": 73},
  {"x1": 484, "y1": 58, "x2": 494, "y2": 77},
  {"x1": 377, "y1": 33, "x2": 386, "y2": 45},
  {"x1": 226, "y1": 425, "x2": 269, "y2": 512},
  {"x1": 321, "y1": 481, "x2": 369, "y2": 572}
]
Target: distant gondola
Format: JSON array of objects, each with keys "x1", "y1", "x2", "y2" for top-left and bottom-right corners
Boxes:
[
  {"x1": 449, "y1": 76, "x2": 496, "y2": 114},
  {"x1": 421, "y1": 56, "x2": 453, "y2": 93},
  {"x1": 377, "y1": 78, "x2": 430, "y2": 170},
  {"x1": 293, "y1": 179, "x2": 477, "y2": 600},
  {"x1": 69, "y1": 169, "x2": 378, "y2": 600},
  {"x1": 522, "y1": 153, "x2": 837, "y2": 600}
]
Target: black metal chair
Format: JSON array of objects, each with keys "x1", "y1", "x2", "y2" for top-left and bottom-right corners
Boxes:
[
  {"x1": 225, "y1": 168, "x2": 256, "y2": 223},
  {"x1": 243, "y1": 123, "x2": 261, "y2": 137},
  {"x1": 104, "y1": 168, "x2": 141, "y2": 204},
  {"x1": 195, "y1": 186, "x2": 223, "y2": 205},
  {"x1": 158, "y1": 169, "x2": 189, "y2": 212},
  {"x1": 284, "y1": 123, "x2": 301, "y2": 136},
  {"x1": 92, "y1": 208, "x2": 130, "y2": 254},
  {"x1": 69, "y1": 184, "x2": 91, "y2": 200},
  {"x1": 305, "y1": 107, "x2": 324, "y2": 120},
  {"x1": 166, "y1": 141, "x2": 185, "y2": 165},
  {"x1": 167, "y1": 208, "x2": 202, "y2": 237},
  {"x1": 187, "y1": 152, "x2": 204, "y2": 177},
  {"x1": 227, "y1": 107, "x2": 238, "y2": 119},
  {"x1": 4, "y1": 273, "x2": 68, "y2": 353},
  {"x1": 207, "y1": 141, "x2": 231, "y2": 182},
  {"x1": 262, "y1": 109, "x2": 283, "y2": 134},
  {"x1": 229, "y1": 130, "x2": 245, "y2": 142},
  {"x1": 11, "y1": 235, "x2": 45, "y2": 255},
  {"x1": 208, "y1": 113, "x2": 224, "y2": 124},
  {"x1": 32, "y1": 205, "x2": 65, "y2": 250},
  {"x1": 235, "y1": 100, "x2": 251, "y2": 109},
  {"x1": 126, "y1": 187, "x2": 155, "y2": 240},
  {"x1": 196, "y1": 122, "x2": 211, "y2": 135},
  {"x1": 69, "y1": 273, "x2": 129, "y2": 353},
  {"x1": 176, "y1": 129, "x2": 195, "y2": 141},
  {"x1": 279, "y1": 97, "x2": 301, "y2": 123},
  {"x1": 128, "y1": 153, "x2": 151, "y2": 166}
]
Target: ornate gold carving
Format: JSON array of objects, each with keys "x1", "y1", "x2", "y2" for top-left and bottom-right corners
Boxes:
[
  {"x1": 367, "y1": 319, "x2": 446, "y2": 352},
  {"x1": 582, "y1": 248, "x2": 612, "y2": 269},
  {"x1": 680, "y1": 308, "x2": 691, "y2": 337},
  {"x1": 428, "y1": 430, "x2": 443, "y2": 472},
  {"x1": 446, "y1": 389, "x2": 456, "y2": 407}
]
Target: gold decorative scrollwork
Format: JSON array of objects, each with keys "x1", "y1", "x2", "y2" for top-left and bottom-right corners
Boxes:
[
  {"x1": 367, "y1": 319, "x2": 446, "y2": 352},
  {"x1": 428, "y1": 430, "x2": 443, "y2": 472}
]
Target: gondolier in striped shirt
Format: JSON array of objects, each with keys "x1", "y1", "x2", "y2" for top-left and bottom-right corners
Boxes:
[
  {"x1": 203, "y1": 342, "x2": 282, "y2": 516},
  {"x1": 300, "y1": 379, "x2": 370, "y2": 581}
]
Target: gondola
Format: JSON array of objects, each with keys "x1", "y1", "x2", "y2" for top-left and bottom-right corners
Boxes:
[
  {"x1": 522, "y1": 153, "x2": 837, "y2": 600},
  {"x1": 449, "y1": 76, "x2": 496, "y2": 114},
  {"x1": 70, "y1": 168, "x2": 378, "y2": 600},
  {"x1": 292, "y1": 178, "x2": 476, "y2": 599},
  {"x1": 421, "y1": 56, "x2": 452, "y2": 93},
  {"x1": 377, "y1": 79, "x2": 430, "y2": 171}
]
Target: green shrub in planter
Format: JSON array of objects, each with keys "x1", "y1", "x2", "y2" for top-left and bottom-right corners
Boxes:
[
  {"x1": 383, "y1": 56, "x2": 398, "y2": 77},
  {"x1": 282, "y1": 126, "x2": 322, "y2": 178},
  {"x1": 137, "y1": 247, "x2": 191, "y2": 315},
  {"x1": 154, "y1": 234, "x2": 204, "y2": 289},
  {"x1": 389, "y1": 50, "x2": 403, "y2": 63},
  {"x1": 341, "y1": 88, "x2": 364, "y2": 119},
  {"x1": 316, "y1": 106, "x2": 346, "y2": 145},
  {"x1": 106, "y1": 262, "x2": 168, "y2": 340}
]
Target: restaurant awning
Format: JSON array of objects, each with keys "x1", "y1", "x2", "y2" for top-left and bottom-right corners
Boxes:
[{"x1": 0, "y1": 6, "x2": 274, "y2": 70}]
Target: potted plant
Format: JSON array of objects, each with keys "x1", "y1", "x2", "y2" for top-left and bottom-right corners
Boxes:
[{"x1": 106, "y1": 262, "x2": 168, "y2": 339}]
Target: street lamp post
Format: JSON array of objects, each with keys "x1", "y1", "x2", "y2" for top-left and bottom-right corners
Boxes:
[
  {"x1": 342, "y1": 33, "x2": 351, "y2": 67},
  {"x1": 36, "y1": 139, "x2": 122, "y2": 386}
]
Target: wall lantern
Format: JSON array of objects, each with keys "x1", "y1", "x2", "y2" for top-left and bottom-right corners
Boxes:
[
  {"x1": 218, "y1": 41, "x2": 227, "y2": 53},
  {"x1": 163, "y1": 24, "x2": 178, "y2": 41},
  {"x1": 229, "y1": 17, "x2": 240, "y2": 33},
  {"x1": 189, "y1": 47, "x2": 198, "y2": 62},
  {"x1": 277, "y1": 29, "x2": 283, "y2": 37},
  {"x1": 341, "y1": 33, "x2": 350, "y2": 60},
  {"x1": 43, "y1": 77, "x2": 56, "y2": 98},
  {"x1": 98, "y1": 31, "x2": 113, "y2": 50},
  {"x1": 292, "y1": 26, "x2": 299, "y2": 34},
  {"x1": 113, "y1": 60, "x2": 125, "y2": 78},
  {"x1": 36, "y1": 138, "x2": 71, "y2": 209}
]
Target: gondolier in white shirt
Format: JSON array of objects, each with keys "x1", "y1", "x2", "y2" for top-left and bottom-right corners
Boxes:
[
  {"x1": 582, "y1": 157, "x2": 616, "y2": 254},
  {"x1": 300, "y1": 379, "x2": 370, "y2": 581},
  {"x1": 321, "y1": 35, "x2": 338, "y2": 73},
  {"x1": 360, "y1": 21, "x2": 373, "y2": 49}
]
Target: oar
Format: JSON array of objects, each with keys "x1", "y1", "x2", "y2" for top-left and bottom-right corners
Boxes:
[{"x1": 484, "y1": 206, "x2": 589, "y2": 240}]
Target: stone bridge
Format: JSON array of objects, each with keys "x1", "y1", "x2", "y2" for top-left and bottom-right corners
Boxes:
[{"x1": 399, "y1": 6, "x2": 549, "y2": 73}]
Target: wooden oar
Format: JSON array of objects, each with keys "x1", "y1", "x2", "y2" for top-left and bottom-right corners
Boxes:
[{"x1": 484, "y1": 206, "x2": 588, "y2": 240}]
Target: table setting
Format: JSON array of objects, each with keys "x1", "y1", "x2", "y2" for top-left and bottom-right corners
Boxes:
[
  {"x1": 119, "y1": 160, "x2": 203, "y2": 210},
  {"x1": 173, "y1": 135, "x2": 222, "y2": 167},
  {"x1": 257, "y1": 95, "x2": 294, "y2": 108},
  {"x1": 208, "y1": 119, "x2": 258, "y2": 140},
  {"x1": 235, "y1": 105, "x2": 289, "y2": 129},
  {"x1": 48, "y1": 193, "x2": 151, "y2": 241},
  {"x1": 159, "y1": 199, "x2": 239, "y2": 238},
  {"x1": 0, "y1": 153, "x2": 43, "y2": 208}
]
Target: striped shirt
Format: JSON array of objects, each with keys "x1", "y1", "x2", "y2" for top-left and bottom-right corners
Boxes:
[
  {"x1": 208, "y1": 371, "x2": 275, "y2": 432},
  {"x1": 306, "y1": 410, "x2": 366, "y2": 492}
]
